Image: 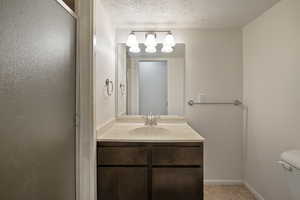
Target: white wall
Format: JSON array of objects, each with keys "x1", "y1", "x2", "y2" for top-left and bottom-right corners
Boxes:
[
  {"x1": 116, "y1": 28, "x2": 243, "y2": 181},
  {"x1": 243, "y1": 0, "x2": 300, "y2": 199},
  {"x1": 95, "y1": 0, "x2": 116, "y2": 128}
]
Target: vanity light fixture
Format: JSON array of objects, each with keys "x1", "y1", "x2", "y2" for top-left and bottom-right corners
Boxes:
[
  {"x1": 129, "y1": 45, "x2": 141, "y2": 53},
  {"x1": 145, "y1": 46, "x2": 157, "y2": 53},
  {"x1": 144, "y1": 33, "x2": 157, "y2": 48},
  {"x1": 126, "y1": 31, "x2": 176, "y2": 53},
  {"x1": 161, "y1": 45, "x2": 173, "y2": 53},
  {"x1": 162, "y1": 32, "x2": 175, "y2": 53},
  {"x1": 126, "y1": 32, "x2": 138, "y2": 47},
  {"x1": 163, "y1": 32, "x2": 176, "y2": 47}
]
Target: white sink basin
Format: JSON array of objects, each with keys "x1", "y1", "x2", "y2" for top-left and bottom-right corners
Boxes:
[{"x1": 130, "y1": 126, "x2": 170, "y2": 135}]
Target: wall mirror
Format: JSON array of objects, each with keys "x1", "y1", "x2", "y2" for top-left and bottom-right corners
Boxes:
[{"x1": 116, "y1": 43, "x2": 185, "y2": 117}]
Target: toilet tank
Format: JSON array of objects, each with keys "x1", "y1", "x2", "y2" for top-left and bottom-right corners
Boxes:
[{"x1": 280, "y1": 150, "x2": 300, "y2": 200}]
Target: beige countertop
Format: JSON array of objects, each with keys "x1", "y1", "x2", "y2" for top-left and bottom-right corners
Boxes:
[{"x1": 97, "y1": 121, "x2": 205, "y2": 143}]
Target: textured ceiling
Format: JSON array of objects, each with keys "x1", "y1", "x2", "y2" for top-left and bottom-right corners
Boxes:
[{"x1": 101, "y1": 0, "x2": 279, "y2": 28}]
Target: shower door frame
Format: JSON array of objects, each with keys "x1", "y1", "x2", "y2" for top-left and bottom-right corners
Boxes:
[
  {"x1": 55, "y1": 1, "x2": 81, "y2": 200},
  {"x1": 56, "y1": 1, "x2": 97, "y2": 200}
]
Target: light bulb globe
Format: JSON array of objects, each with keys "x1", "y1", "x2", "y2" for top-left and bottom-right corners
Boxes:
[
  {"x1": 129, "y1": 45, "x2": 141, "y2": 53},
  {"x1": 126, "y1": 33, "x2": 137, "y2": 47},
  {"x1": 164, "y1": 33, "x2": 176, "y2": 47},
  {"x1": 145, "y1": 33, "x2": 157, "y2": 47},
  {"x1": 161, "y1": 45, "x2": 173, "y2": 53},
  {"x1": 145, "y1": 46, "x2": 157, "y2": 53}
]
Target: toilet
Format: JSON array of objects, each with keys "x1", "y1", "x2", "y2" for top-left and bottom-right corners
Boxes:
[{"x1": 280, "y1": 150, "x2": 300, "y2": 200}]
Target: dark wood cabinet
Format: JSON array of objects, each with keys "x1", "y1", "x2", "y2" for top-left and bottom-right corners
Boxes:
[
  {"x1": 152, "y1": 146, "x2": 203, "y2": 166},
  {"x1": 98, "y1": 167, "x2": 148, "y2": 200},
  {"x1": 98, "y1": 147, "x2": 148, "y2": 165},
  {"x1": 97, "y1": 142, "x2": 203, "y2": 200},
  {"x1": 152, "y1": 168, "x2": 203, "y2": 200}
]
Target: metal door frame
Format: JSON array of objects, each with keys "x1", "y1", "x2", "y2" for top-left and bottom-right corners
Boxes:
[
  {"x1": 54, "y1": 1, "x2": 83, "y2": 200},
  {"x1": 56, "y1": 1, "x2": 98, "y2": 200}
]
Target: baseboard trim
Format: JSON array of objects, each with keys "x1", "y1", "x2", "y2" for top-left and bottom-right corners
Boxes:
[
  {"x1": 244, "y1": 182, "x2": 265, "y2": 200},
  {"x1": 204, "y1": 179, "x2": 243, "y2": 185}
]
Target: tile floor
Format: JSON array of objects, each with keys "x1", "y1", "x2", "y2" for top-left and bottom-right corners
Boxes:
[{"x1": 204, "y1": 185, "x2": 256, "y2": 200}]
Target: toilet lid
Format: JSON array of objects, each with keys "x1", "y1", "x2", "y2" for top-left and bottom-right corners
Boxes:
[{"x1": 281, "y1": 150, "x2": 300, "y2": 170}]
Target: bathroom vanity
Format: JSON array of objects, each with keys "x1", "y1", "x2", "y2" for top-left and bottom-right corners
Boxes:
[
  {"x1": 97, "y1": 120, "x2": 204, "y2": 200},
  {"x1": 97, "y1": 43, "x2": 204, "y2": 200}
]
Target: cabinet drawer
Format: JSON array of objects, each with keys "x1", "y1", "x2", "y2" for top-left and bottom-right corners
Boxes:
[
  {"x1": 152, "y1": 146, "x2": 203, "y2": 166},
  {"x1": 98, "y1": 147, "x2": 148, "y2": 165}
]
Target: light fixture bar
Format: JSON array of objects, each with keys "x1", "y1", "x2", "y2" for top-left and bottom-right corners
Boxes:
[
  {"x1": 131, "y1": 30, "x2": 171, "y2": 33},
  {"x1": 127, "y1": 30, "x2": 175, "y2": 54}
]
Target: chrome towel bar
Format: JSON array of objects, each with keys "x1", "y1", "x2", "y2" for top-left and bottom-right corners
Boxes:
[{"x1": 188, "y1": 99, "x2": 242, "y2": 106}]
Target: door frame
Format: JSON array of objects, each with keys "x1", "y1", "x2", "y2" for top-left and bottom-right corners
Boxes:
[
  {"x1": 56, "y1": 0, "x2": 77, "y2": 18},
  {"x1": 76, "y1": 0, "x2": 96, "y2": 200}
]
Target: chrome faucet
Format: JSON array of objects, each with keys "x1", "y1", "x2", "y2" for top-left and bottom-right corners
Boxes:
[{"x1": 144, "y1": 112, "x2": 158, "y2": 126}]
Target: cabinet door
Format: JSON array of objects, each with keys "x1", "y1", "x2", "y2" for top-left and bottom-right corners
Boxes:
[
  {"x1": 98, "y1": 167, "x2": 148, "y2": 200},
  {"x1": 152, "y1": 168, "x2": 203, "y2": 200}
]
